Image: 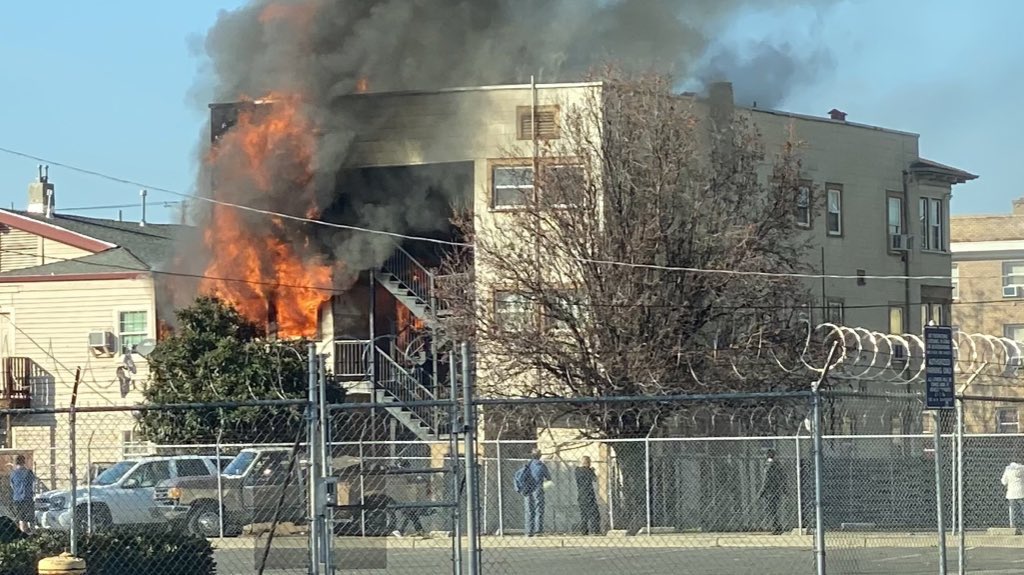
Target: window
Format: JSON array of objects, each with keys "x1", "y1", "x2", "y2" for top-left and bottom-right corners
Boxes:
[
  {"x1": 126, "y1": 461, "x2": 170, "y2": 488},
  {"x1": 118, "y1": 311, "x2": 148, "y2": 354},
  {"x1": 795, "y1": 185, "x2": 811, "y2": 228},
  {"x1": 494, "y1": 291, "x2": 533, "y2": 331},
  {"x1": 175, "y1": 459, "x2": 212, "y2": 478},
  {"x1": 825, "y1": 298, "x2": 844, "y2": 325},
  {"x1": 826, "y1": 187, "x2": 842, "y2": 236},
  {"x1": 951, "y1": 264, "x2": 959, "y2": 300},
  {"x1": 542, "y1": 163, "x2": 585, "y2": 207},
  {"x1": 921, "y1": 302, "x2": 948, "y2": 329},
  {"x1": 491, "y1": 165, "x2": 534, "y2": 209},
  {"x1": 1003, "y1": 262, "x2": 1024, "y2": 297},
  {"x1": 888, "y1": 306, "x2": 905, "y2": 334},
  {"x1": 996, "y1": 408, "x2": 1020, "y2": 434},
  {"x1": 544, "y1": 290, "x2": 584, "y2": 331},
  {"x1": 1004, "y1": 325, "x2": 1024, "y2": 342},
  {"x1": 919, "y1": 197, "x2": 946, "y2": 251},
  {"x1": 517, "y1": 105, "x2": 560, "y2": 140},
  {"x1": 887, "y1": 195, "x2": 904, "y2": 236}
]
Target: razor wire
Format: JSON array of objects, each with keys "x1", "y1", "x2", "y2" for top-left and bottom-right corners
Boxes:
[{"x1": 806, "y1": 323, "x2": 1024, "y2": 385}]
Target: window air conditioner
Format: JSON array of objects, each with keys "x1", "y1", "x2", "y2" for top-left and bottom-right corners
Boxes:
[
  {"x1": 889, "y1": 234, "x2": 912, "y2": 252},
  {"x1": 88, "y1": 331, "x2": 116, "y2": 355},
  {"x1": 1004, "y1": 285, "x2": 1020, "y2": 298}
]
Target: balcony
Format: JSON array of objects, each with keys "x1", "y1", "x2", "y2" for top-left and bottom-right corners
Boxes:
[{"x1": 1, "y1": 357, "x2": 32, "y2": 409}]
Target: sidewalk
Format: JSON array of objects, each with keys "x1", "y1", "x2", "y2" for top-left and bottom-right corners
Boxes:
[{"x1": 208, "y1": 531, "x2": 1024, "y2": 551}]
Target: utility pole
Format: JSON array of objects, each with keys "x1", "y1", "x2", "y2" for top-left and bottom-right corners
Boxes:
[{"x1": 307, "y1": 344, "x2": 321, "y2": 575}]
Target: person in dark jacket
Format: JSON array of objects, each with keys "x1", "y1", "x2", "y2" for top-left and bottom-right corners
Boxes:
[
  {"x1": 575, "y1": 456, "x2": 600, "y2": 535},
  {"x1": 9, "y1": 456, "x2": 35, "y2": 534},
  {"x1": 759, "y1": 449, "x2": 785, "y2": 535}
]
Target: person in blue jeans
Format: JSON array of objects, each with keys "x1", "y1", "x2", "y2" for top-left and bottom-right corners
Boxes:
[
  {"x1": 523, "y1": 450, "x2": 550, "y2": 537},
  {"x1": 9, "y1": 455, "x2": 36, "y2": 533}
]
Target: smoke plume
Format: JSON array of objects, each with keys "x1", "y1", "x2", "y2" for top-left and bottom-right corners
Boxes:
[{"x1": 176, "y1": 0, "x2": 838, "y2": 333}]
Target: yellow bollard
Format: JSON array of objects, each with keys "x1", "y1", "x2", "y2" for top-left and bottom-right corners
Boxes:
[{"x1": 37, "y1": 553, "x2": 86, "y2": 575}]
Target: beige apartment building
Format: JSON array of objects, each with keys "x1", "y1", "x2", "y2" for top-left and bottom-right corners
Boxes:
[{"x1": 952, "y1": 199, "x2": 1024, "y2": 432}]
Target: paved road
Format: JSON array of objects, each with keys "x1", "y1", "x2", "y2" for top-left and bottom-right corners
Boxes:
[{"x1": 211, "y1": 543, "x2": 1024, "y2": 574}]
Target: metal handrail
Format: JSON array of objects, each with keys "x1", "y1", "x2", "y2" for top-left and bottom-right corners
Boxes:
[
  {"x1": 334, "y1": 340, "x2": 370, "y2": 377},
  {"x1": 381, "y1": 245, "x2": 433, "y2": 305},
  {"x1": 374, "y1": 347, "x2": 440, "y2": 434}
]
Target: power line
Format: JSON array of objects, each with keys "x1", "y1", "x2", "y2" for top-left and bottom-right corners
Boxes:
[
  {"x1": 0, "y1": 245, "x2": 1008, "y2": 313},
  {"x1": 0, "y1": 145, "x2": 972, "y2": 282}
]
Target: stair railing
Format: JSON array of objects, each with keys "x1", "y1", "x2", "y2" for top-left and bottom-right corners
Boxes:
[
  {"x1": 381, "y1": 245, "x2": 434, "y2": 305},
  {"x1": 374, "y1": 347, "x2": 439, "y2": 434}
]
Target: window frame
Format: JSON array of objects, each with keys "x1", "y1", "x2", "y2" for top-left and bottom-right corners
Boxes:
[
  {"x1": 795, "y1": 181, "x2": 813, "y2": 229},
  {"x1": 125, "y1": 460, "x2": 171, "y2": 489},
  {"x1": 825, "y1": 298, "x2": 845, "y2": 325},
  {"x1": 489, "y1": 161, "x2": 535, "y2": 211},
  {"x1": 116, "y1": 309, "x2": 149, "y2": 356},
  {"x1": 826, "y1": 185, "x2": 843, "y2": 237},
  {"x1": 1002, "y1": 261, "x2": 1024, "y2": 298},
  {"x1": 886, "y1": 192, "x2": 905, "y2": 251},
  {"x1": 921, "y1": 301, "x2": 949, "y2": 330},
  {"x1": 540, "y1": 161, "x2": 586, "y2": 209},
  {"x1": 951, "y1": 264, "x2": 959, "y2": 301},
  {"x1": 542, "y1": 288, "x2": 585, "y2": 332},
  {"x1": 174, "y1": 458, "x2": 213, "y2": 478},
  {"x1": 492, "y1": 289, "x2": 534, "y2": 332},
  {"x1": 919, "y1": 197, "x2": 947, "y2": 252},
  {"x1": 996, "y1": 407, "x2": 1020, "y2": 434}
]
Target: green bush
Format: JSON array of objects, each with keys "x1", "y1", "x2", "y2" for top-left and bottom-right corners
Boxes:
[{"x1": 0, "y1": 528, "x2": 214, "y2": 575}]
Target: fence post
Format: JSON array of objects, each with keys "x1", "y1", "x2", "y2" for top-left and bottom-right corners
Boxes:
[
  {"x1": 68, "y1": 368, "x2": 81, "y2": 558},
  {"x1": 216, "y1": 427, "x2": 224, "y2": 539},
  {"x1": 795, "y1": 430, "x2": 803, "y2": 532},
  {"x1": 306, "y1": 343, "x2": 321, "y2": 575},
  {"x1": 933, "y1": 411, "x2": 949, "y2": 575},
  {"x1": 608, "y1": 452, "x2": 615, "y2": 531},
  {"x1": 812, "y1": 386, "x2": 826, "y2": 575},
  {"x1": 496, "y1": 433, "x2": 504, "y2": 536},
  {"x1": 461, "y1": 342, "x2": 480, "y2": 575},
  {"x1": 956, "y1": 399, "x2": 966, "y2": 575},
  {"x1": 644, "y1": 436, "x2": 652, "y2": 535},
  {"x1": 448, "y1": 348, "x2": 463, "y2": 575}
]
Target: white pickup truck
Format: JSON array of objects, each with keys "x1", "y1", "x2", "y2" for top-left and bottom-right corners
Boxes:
[{"x1": 35, "y1": 455, "x2": 227, "y2": 531}]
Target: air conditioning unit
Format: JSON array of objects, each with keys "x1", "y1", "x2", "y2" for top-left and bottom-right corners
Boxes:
[
  {"x1": 88, "y1": 331, "x2": 116, "y2": 355},
  {"x1": 889, "y1": 234, "x2": 912, "y2": 252},
  {"x1": 1004, "y1": 285, "x2": 1020, "y2": 298}
]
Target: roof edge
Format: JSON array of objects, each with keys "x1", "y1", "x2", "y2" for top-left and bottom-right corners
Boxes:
[
  {"x1": 0, "y1": 271, "x2": 149, "y2": 284},
  {"x1": 911, "y1": 158, "x2": 978, "y2": 185},
  {"x1": 0, "y1": 210, "x2": 116, "y2": 252}
]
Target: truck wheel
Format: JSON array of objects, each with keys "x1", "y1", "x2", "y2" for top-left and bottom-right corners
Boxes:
[
  {"x1": 76, "y1": 505, "x2": 111, "y2": 533},
  {"x1": 186, "y1": 503, "x2": 223, "y2": 538}
]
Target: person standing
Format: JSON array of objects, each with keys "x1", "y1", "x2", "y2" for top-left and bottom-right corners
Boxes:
[
  {"x1": 1001, "y1": 459, "x2": 1024, "y2": 529},
  {"x1": 575, "y1": 456, "x2": 600, "y2": 535},
  {"x1": 9, "y1": 455, "x2": 35, "y2": 534},
  {"x1": 515, "y1": 450, "x2": 550, "y2": 537},
  {"x1": 759, "y1": 449, "x2": 785, "y2": 535}
]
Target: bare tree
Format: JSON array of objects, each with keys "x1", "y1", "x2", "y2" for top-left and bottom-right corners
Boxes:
[{"x1": 439, "y1": 73, "x2": 819, "y2": 529}]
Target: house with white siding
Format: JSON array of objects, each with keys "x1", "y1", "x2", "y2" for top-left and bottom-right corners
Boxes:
[{"x1": 0, "y1": 173, "x2": 180, "y2": 484}]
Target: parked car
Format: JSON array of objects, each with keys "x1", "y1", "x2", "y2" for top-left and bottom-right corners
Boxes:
[
  {"x1": 35, "y1": 455, "x2": 227, "y2": 531},
  {"x1": 155, "y1": 447, "x2": 410, "y2": 538}
]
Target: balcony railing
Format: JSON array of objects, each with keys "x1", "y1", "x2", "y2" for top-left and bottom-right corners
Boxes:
[
  {"x1": 2, "y1": 357, "x2": 32, "y2": 408},
  {"x1": 381, "y1": 245, "x2": 433, "y2": 305}
]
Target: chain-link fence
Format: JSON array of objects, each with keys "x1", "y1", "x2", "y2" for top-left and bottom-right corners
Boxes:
[{"x1": 6, "y1": 390, "x2": 1024, "y2": 574}]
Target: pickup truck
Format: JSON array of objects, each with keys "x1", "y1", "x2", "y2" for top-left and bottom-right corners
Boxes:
[
  {"x1": 155, "y1": 447, "x2": 422, "y2": 537},
  {"x1": 35, "y1": 455, "x2": 226, "y2": 532}
]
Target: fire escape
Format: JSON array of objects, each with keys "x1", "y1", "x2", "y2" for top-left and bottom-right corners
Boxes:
[{"x1": 336, "y1": 244, "x2": 462, "y2": 442}]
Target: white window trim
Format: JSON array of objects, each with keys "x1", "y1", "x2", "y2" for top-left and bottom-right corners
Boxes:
[
  {"x1": 114, "y1": 308, "x2": 151, "y2": 356},
  {"x1": 826, "y1": 187, "x2": 842, "y2": 236},
  {"x1": 491, "y1": 165, "x2": 534, "y2": 210},
  {"x1": 996, "y1": 407, "x2": 1020, "y2": 434},
  {"x1": 951, "y1": 264, "x2": 959, "y2": 301}
]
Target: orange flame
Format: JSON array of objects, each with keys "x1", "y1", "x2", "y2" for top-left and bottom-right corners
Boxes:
[
  {"x1": 200, "y1": 94, "x2": 332, "y2": 339},
  {"x1": 356, "y1": 77, "x2": 370, "y2": 94}
]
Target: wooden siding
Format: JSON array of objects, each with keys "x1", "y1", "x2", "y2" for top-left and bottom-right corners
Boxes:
[{"x1": 0, "y1": 226, "x2": 93, "y2": 271}]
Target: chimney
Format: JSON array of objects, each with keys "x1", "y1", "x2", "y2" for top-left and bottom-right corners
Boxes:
[
  {"x1": 27, "y1": 165, "x2": 55, "y2": 216},
  {"x1": 828, "y1": 109, "x2": 847, "y2": 122},
  {"x1": 1013, "y1": 197, "x2": 1024, "y2": 216}
]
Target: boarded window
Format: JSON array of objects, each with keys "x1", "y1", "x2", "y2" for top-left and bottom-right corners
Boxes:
[{"x1": 517, "y1": 106, "x2": 560, "y2": 140}]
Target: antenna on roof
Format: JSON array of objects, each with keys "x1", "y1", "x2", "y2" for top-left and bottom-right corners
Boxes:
[{"x1": 139, "y1": 189, "x2": 147, "y2": 227}]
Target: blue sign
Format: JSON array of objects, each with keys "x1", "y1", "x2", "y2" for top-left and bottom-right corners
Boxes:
[{"x1": 924, "y1": 326, "x2": 955, "y2": 410}]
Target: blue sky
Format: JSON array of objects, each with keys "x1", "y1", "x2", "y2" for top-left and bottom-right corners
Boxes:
[{"x1": 0, "y1": 0, "x2": 1018, "y2": 224}]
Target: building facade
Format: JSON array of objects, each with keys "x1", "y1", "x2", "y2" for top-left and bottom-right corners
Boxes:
[
  {"x1": 0, "y1": 174, "x2": 178, "y2": 485},
  {"x1": 952, "y1": 199, "x2": 1024, "y2": 432}
]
